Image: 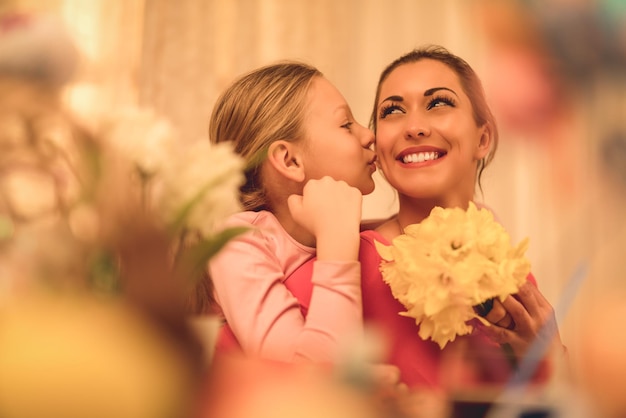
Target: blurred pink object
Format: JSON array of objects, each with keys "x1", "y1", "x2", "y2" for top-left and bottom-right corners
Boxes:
[
  {"x1": 485, "y1": 47, "x2": 563, "y2": 135},
  {"x1": 0, "y1": 12, "x2": 78, "y2": 86}
]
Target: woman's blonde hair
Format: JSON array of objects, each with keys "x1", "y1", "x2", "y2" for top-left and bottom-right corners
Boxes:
[{"x1": 209, "y1": 62, "x2": 322, "y2": 212}]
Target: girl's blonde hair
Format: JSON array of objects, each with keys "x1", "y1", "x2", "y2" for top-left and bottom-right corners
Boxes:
[
  {"x1": 209, "y1": 62, "x2": 322, "y2": 212},
  {"x1": 190, "y1": 62, "x2": 321, "y2": 314}
]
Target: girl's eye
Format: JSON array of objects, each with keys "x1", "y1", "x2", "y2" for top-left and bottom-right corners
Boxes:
[
  {"x1": 341, "y1": 121, "x2": 354, "y2": 131},
  {"x1": 379, "y1": 103, "x2": 404, "y2": 119},
  {"x1": 426, "y1": 95, "x2": 456, "y2": 110}
]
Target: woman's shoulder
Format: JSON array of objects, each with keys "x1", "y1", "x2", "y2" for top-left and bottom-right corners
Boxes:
[
  {"x1": 360, "y1": 229, "x2": 386, "y2": 245},
  {"x1": 360, "y1": 217, "x2": 395, "y2": 246},
  {"x1": 359, "y1": 229, "x2": 389, "y2": 263}
]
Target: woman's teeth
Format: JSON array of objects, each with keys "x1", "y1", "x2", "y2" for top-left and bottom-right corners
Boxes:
[{"x1": 402, "y1": 152, "x2": 440, "y2": 164}]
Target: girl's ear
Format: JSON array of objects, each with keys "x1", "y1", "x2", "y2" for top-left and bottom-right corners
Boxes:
[
  {"x1": 474, "y1": 123, "x2": 493, "y2": 160},
  {"x1": 267, "y1": 140, "x2": 306, "y2": 182}
]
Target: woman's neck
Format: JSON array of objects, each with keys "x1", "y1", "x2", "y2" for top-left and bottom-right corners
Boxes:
[{"x1": 378, "y1": 193, "x2": 475, "y2": 240}]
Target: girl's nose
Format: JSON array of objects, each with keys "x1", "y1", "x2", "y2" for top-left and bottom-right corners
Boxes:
[{"x1": 360, "y1": 126, "x2": 375, "y2": 149}]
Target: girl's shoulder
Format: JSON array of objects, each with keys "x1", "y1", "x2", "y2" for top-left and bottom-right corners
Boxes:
[
  {"x1": 220, "y1": 210, "x2": 286, "y2": 248},
  {"x1": 223, "y1": 210, "x2": 314, "y2": 256},
  {"x1": 223, "y1": 210, "x2": 281, "y2": 230}
]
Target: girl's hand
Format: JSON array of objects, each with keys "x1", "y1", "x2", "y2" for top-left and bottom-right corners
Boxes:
[
  {"x1": 477, "y1": 281, "x2": 562, "y2": 359},
  {"x1": 288, "y1": 176, "x2": 362, "y2": 261}
]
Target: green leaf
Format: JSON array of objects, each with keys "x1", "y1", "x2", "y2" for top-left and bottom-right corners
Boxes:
[
  {"x1": 88, "y1": 250, "x2": 122, "y2": 295},
  {"x1": 176, "y1": 226, "x2": 249, "y2": 281}
]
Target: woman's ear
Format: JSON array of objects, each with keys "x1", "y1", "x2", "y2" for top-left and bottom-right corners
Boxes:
[
  {"x1": 474, "y1": 123, "x2": 493, "y2": 160},
  {"x1": 267, "y1": 140, "x2": 306, "y2": 182}
]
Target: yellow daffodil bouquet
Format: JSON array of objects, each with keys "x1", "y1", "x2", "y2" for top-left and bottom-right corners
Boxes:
[{"x1": 374, "y1": 202, "x2": 531, "y2": 349}]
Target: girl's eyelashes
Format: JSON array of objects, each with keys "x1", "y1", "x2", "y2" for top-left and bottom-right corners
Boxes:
[
  {"x1": 341, "y1": 121, "x2": 354, "y2": 131},
  {"x1": 426, "y1": 94, "x2": 456, "y2": 110}
]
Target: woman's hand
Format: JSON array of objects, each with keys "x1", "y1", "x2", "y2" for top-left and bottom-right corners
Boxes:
[
  {"x1": 476, "y1": 298, "x2": 515, "y2": 330},
  {"x1": 477, "y1": 281, "x2": 562, "y2": 360}
]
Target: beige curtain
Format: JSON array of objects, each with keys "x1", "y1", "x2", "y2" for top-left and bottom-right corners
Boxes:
[{"x1": 137, "y1": 0, "x2": 476, "y2": 141}]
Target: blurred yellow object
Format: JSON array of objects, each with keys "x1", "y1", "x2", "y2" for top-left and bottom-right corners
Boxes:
[{"x1": 0, "y1": 294, "x2": 196, "y2": 418}]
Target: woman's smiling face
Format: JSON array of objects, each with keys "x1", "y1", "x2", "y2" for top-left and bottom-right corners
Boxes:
[{"x1": 374, "y1": 59, "x2": 491, "y2": 204}]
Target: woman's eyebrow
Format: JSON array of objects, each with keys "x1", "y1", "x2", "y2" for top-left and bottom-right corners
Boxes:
[
  {"x1": 381, "y1": 87, "x2": 458, "y2": 103},
  {"x1": 380, "y1": 95, "x2": 403, "y2": 103},
  {"x1": 424, "y1": 87, "x2": 458, "y2": 97}
]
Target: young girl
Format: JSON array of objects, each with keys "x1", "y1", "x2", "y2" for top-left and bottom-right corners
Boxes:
[
  {"x1": 205, "y1": 62, "x2": 378, "y2": 363},
  {"x1": 284, "y1": 46, "x2": 565, "y2": 389}
]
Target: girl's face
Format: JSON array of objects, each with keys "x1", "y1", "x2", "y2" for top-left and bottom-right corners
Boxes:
[
  {"x1": 374, "y1": 59, "x2": 490, "y2": 202},
  {"x1": 301, "y1": 77, "x2": 377, "y2": 195}
]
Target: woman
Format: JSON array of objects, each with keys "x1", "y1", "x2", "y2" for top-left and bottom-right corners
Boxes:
[{"x1": 359, "y1": 45, "x2": 564, "y2": 388}]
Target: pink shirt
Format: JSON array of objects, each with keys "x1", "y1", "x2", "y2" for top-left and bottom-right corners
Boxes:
[{"x1": 209, "y1": 211, "x2": 362, "y2": 363}]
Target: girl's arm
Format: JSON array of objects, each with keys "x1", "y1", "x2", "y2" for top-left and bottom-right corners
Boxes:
[{"x1": 209, "y1": 211, "x2": 363, "y2": 363}]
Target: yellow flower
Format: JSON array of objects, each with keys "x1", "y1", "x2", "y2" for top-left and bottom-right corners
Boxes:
[{"x1": 375, "y1": 202, "x2": 530, "y2": 349}]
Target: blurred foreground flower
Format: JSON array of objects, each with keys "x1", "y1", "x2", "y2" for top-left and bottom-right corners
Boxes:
[
  {"x1": 98, "y1": 106, "x2": 245, "y2": 234},
  {"x1": 375, "y1": 202, "x2": 530, "y2": 349},
  {"x1": 0, "y1": 10, "x2": 245, "y2": 418},
  {"x1": 155, "y1": 140, "x2": 245, "y2": 239},
  {"x1": 100, "y1": 106, "x2": 176, "y2": 180},
  {"x1": 94, "y1": 105, "x2": 248, "y2": 318}
]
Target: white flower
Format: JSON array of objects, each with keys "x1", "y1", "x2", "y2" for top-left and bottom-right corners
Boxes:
[
  {"x1": 155, "y1": 140, "x2": 245, "y2": 238},
  {"x1": 101, "y1": 107, "x2": 176, "y2": 177}
]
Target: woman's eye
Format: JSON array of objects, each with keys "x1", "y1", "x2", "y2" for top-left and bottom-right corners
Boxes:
[
  {"x1": 379, "y1": 104, "x2": 403, "y2": 119},
  {"x1": 426, "y1": 96, "x2": 456, "y2": 110}
]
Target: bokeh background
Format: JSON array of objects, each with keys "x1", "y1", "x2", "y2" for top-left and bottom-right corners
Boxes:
[{"x1": 2, "y1": 0, "x2": 625, "y2": 407}]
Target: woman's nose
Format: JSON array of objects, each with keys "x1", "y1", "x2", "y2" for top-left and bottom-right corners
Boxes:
[{"x1": 405, "y1": 115, "x2": 430, "y2": 139}]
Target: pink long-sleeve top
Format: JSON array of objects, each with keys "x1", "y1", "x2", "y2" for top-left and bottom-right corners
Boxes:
[{"x1": 208, "y1": 210, "x2": 363, "y2": 363}]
